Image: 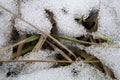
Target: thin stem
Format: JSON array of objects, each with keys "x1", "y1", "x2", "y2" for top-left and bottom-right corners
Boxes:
[
  {"x1": 0, "y1": 60, "x2": 99, "y2": 63},
  {"x1": 46, "y1": 40, "x2": 73, "y2": 61},
  {"x1": 52, "y1": 34, "x2": 120, "y2": 48}
]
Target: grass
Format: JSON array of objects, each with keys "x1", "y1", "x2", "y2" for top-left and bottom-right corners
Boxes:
[
  {"x1": 0, "y1": 59, "x2": 100, "y2": 63},
  {"x1": 0, "y1": 3, "x2": 117, "y2": 79}
]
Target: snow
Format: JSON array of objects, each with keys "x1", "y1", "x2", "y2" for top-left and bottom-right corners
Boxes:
[
  {"x1": 0, "y1": 0, "x2": 16, "y2": 47},
  {"x1": 96, "y1": 0, "x2": 120, "y2": 41},
  {"x1": 13, "y1": 62, "x2": 111, "y2": 80},
  {"x1": 85, "y1": 44, "x2": 120, "y2": 79},
  {"x1": 0, "y1": 0, "x2": 17, "y2": 60},
  {"x1": 0, "y1": 0, "x2": 120, "y2": 80},
  {"x1": 15, "y1": 0, "x2": 99, "y2": 37}
]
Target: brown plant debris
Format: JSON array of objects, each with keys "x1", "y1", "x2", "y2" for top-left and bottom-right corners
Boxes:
[{"x1": 82, "y1": 9, "x2": 99, "y2": 32}]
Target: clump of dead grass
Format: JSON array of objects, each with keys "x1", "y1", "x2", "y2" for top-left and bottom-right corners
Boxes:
[{"x1": 0, "y1": 1, "x2": 119, "y2": 79}]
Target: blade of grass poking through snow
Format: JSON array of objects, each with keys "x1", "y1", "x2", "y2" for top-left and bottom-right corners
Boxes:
[
  {"x1": 87, "y1": 32, "x2": 114, "y2": 42},
  {"x1": 0, "y1": 34, "x2": 40, "y2": 53},
  {"x1": 51, "y1": 34, "x2": 97, "y2": 45},
  {"x1": 81, "y1": 9, "x2": 99, "y2": 32},
  {"x1": 0, "y1": 5, "x2": 76, "y2": 58},
  {"x1": 51, "y1": 34, "x2": 120, "y2": 48},
  {"x1": 12, "y1": 45, "x2": 34, "y2": 58},
  {"x1": 77, "y1": 15, "x2": 84, "y2": 24}
]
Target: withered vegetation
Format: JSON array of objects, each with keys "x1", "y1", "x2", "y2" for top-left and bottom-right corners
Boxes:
[{"x1": 0, "y1": 3, "x2": 116, "y2": 79}]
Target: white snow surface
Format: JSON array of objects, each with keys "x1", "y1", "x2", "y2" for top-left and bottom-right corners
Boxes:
[
  {"x1": 15, "y1": 0, "x2": 100, "y2": 37},
  {"x1": 13, "y1": 62, "x2": 111, "y2": 80},
  {"x1": 0, "y1": 0, "x2": 120, "y2": 80}
]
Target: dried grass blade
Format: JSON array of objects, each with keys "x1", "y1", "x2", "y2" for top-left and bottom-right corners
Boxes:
[
  {"x1": 32, "y1": 34, "x2": 47, "y2": 52},
  {"x1": 46, "y1": 40, "x2": 73, "y2": 61},
  {"x1": 16, "y1": 34, "x2": 26, "y2": 57},
  {"x1": 103, "y1": 65, "x2": 115, "y2": 79},
  {"x1": 0, "y1": 59, "x2": 99, "y2": 63},
  {"x1": 87, "y1": 32, "x2": 113, "y2": 42}
]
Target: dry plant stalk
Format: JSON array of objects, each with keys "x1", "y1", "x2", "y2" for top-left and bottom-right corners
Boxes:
[
  {"x1": 103, "y1": 65, "x2": 115, "y2": 79},
  {"x1": 46, "y1": 40, "x2": 73, "y2": 61},
  {"x1": 32, "y1": 34, "x2": 47, "y2": 52},
  {"x1": 0, "y1": 59, "x2": 99, "y2": 63},
  {"x1": 16, "y1": 34, "x2": 26, "y2": 57}
]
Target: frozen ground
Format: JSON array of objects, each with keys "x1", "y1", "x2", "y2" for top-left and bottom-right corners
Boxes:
[{"x1": 0, "y1": 0, "x2": 120, "y2": 80}]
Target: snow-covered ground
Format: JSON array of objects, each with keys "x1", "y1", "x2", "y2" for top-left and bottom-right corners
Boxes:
[{"x1": 0, "y1": 0, "x2": 120, "y2": 80}]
